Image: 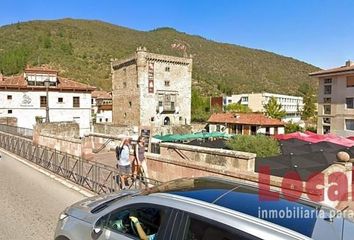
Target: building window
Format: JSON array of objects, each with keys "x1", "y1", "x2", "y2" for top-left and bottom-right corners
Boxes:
[
  {"x1": 58, "y1": 97, "x2": 63, "y2": 103},
  {"x1": 323, "y1": 117, "x2": 331, "y2": 124},
  {"x1": 323, "y1": 126, "x2": 331, "y2": 134},
  {"x1": 324, "y1": 85, "x2": 332, "y2": 95},
  {"x1": 241, "y1": 97, "x2": 248, "y2": 102},
  {"x1": 105, "y1": 118, "x2": 108, "y2": 122},
  {"x1": 171, "y1": 101, "x2": 175, "y2": 110},
  {"x1": 158, "y1": 101, "x2": 163, "y2": 107},
  {"x1": 129, "y1": 101, "x2": 132, "y2": 108},
  {"x1": 7, "y1": 110, "x2": 12, "y2": 114},
  {"x1": 40, "y1": 96, "x2": 47, "y2": 107},
  {"x1": 346, "y1": 119, "x2": 354, "y2": 130},
  {"x1": 150, "y1": 117, "x2": 154, "y2": 122},
  {"x1": 73, "y1": 97, "x2": 80, "y2": 108},
  {"x1": 324, "y1": 78, "x2": 332, "y2": 84},
  {"x1": 91, "y1": 99, "x2": 94, "y2": 104},
  {"x1": 179, "y1": 116, "x2": 183, "y2": 121},
  {"x1": 323, "y1": 105, "x2": 331, "y2": 114},
  {"x1": 346, "y1": 98, "x2": 354, "y2": 109},
  {"x1": 323, "y1": 97, "x2": 331, "y2": 103},
  {"x1": 7, "y1": 95, "x2": 12, "y2": 100},
  {"x1": 165, "y1": 66, "x2": 170, "y2": 72},
  {"x1": 347, "y1": 76, "x2": 354, "y2": 87},
  {"x1": 99, "y1": 118, "x2": 102, "y2": 122},
  {"x1": 164, "y1": 81, "x2": 170, "y2": 86}
]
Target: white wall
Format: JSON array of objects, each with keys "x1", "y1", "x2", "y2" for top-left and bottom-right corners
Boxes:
[
  {"x1": 0, "y1": 90, "x2": 92, "y2": 136},
  {"x1": 96, "y1": 110, "x2": 112, "y2": 123}
]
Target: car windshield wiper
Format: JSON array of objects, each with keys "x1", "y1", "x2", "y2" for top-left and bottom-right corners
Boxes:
[{"x1": 91, "y1": 194, "x2": 130, "y2": 213}]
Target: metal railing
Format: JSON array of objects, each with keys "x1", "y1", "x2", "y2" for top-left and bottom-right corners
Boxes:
[
  {"x1": 0, "y1": 132, "x2": 160, "y2": 194},
  {"x1": 0, "y1": 124, "x2": 33, "y2": 139}
]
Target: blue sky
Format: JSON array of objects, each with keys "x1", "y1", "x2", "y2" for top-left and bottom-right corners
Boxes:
[{"x1": 1, "y1": 0, "x2": 353, "y2": 69}]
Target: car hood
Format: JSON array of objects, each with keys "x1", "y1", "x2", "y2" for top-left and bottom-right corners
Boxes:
[{"x1": 66, "y1": 190, "x2": 138, "y2": 223}]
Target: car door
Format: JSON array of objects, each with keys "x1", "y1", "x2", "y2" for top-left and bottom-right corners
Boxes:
[
  {"x1": 178, "y1": 212, "x2": 262, "y2": 240},
  {"x1": 96, "y1": 203, "x2": 172, "y2": 240}
]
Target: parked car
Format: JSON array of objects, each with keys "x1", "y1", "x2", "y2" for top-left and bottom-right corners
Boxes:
[{"x1": 54, "y1": 176, "x2": 354, "y2": 240}]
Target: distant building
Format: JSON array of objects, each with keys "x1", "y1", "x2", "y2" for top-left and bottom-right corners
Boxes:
[
  {"x1": 223, "y1": 92, "x2": 303, "y2": 122},
  {"x1": 210, "y1": 96, "x2": 223, "y2": 112},
  {"x1": 111, "y1": 47, "x2": 192, "y2": 127},
  {"x1": 310, "y1": 60, "x2": 354, "y2": 136},
  {"x1": 0, "y1": 67, "x2": 95, "y2": 135},
  {"x1": 92, "y1": 90, "x2": 112, "y2": 123},
  {"x1": 208, "y1": 112, "x2": 285, "y2": 136}
]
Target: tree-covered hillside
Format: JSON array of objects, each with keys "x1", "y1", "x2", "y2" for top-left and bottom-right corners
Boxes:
[{"x1": 0, "y1": 18, "x2": 319, "y2": 94}]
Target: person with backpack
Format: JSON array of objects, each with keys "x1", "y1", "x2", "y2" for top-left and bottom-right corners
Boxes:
[{"x1": 116, "y1": 138, "x2": 131, "y2": 189}]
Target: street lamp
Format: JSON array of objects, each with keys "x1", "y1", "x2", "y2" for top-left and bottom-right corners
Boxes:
[{"x1": 44, "y1": 79, "x2": 50, "y2": 123}]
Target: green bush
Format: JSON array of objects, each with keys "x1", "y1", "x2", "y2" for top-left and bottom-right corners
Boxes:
[
  {"x1": 227, "y1": 135, "x2": 280, "y2": 158},
  {"x1": 305, "y1": 125, "x2": 317, "y2": 133},
  {"x1": 285, "y1": 121, "x2": 303, "y2": 133}
]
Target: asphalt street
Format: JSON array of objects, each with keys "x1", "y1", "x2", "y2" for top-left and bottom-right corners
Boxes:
[{"x1": 0, "y1": 151, "x2": 85, "y2": 240}]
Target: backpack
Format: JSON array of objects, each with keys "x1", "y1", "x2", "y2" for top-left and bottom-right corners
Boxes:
[{"x1": 115, "y1": 145, "x2": 123, "y2": 160}]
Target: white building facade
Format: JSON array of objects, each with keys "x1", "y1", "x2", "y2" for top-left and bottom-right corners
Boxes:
[
  {"x1": 224, "y1": 92, "x2": 303, "y2": 122},
  {"x1": 92, "y1": 90, "x2": 113, "y2": 123},
  {"x1": 0, "y1": 67, "x2": 95, "y2": 136}
]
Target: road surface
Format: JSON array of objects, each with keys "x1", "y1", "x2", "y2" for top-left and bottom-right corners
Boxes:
[{"x1": 0, "y1": 150, "x2": 85, "y2": 240}]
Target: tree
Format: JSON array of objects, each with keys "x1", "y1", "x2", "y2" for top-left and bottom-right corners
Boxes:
[
  {"x1": 191, "y1": 89, "x2": 210, "y2": 122},
  {"x1": 225, "y1": 103, "x2": 252, "y2": 113},
  {"x1": 298, "y1": 83, "x2": 316, "y2": 120},
  {"x1": 285, "y1": 121, "x2": 303, "y2": 133},
  {"x1": 227, "y1": 135, "x2": 280, "y2": 158},
  {"x1": 264, "y1": 96, "x2": 286, "y2": 119}
]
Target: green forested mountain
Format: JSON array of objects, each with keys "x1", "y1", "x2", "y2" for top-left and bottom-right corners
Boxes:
[{"x1": 0, "y1": 18, "x2": 319, "y2": 95}]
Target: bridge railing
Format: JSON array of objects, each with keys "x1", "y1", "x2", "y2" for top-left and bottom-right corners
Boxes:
[
  {"x1": 0, "y1": 124, "x2": 33, "y2": 140},
  {"x1": 0, "y1": 132, "x2": 160, "y2": 194}
]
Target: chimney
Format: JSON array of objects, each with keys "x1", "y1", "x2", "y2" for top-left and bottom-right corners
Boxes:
[{"x1": 345, "y1": 60, "x2": 353, "y2": 67}]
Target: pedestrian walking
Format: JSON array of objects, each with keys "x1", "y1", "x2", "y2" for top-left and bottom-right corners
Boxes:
[
  {"x1": 117, "y1": 138, "x2": 131, "y2": 189},
  {"x1": 133, "y1": 136, "x2": 149, "y2": 184}
]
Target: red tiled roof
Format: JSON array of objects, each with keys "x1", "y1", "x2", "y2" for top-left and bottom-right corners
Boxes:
[
  {"x1": 309, "y1": 64, "x2": 354, "y2": 76},
  {"x1": 208, "y1": 112, "x2": 284, "y2": 126},
  {"x1": 92, "y1": 90, "x2": 112, "y2": 99},
  {"x1": 0, "y1": 75, "x2": 95, "y2": 91}
]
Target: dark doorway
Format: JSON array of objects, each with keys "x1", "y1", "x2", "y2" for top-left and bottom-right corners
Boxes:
[
  {"x1": 251, "y1": 126, "x2": 257, "y2": 135},
  {"x1": 164, "y1": 117, "x2": 170, "y2": 126}
]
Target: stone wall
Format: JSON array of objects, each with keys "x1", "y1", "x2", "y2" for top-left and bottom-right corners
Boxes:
[
  {"x1": 36, "y1": 133, "x2": 83, "y2": 157},
  {"x1": 0, "y1": 117, "x2": 17, "y2": 126},
  {"x1": 92, "y1": 123, "x2": 133, "y2": 136},
  {"x1": 33, "y1": 122, "x2": 80, "y2": 140},
  {"x1": 159, "y1": 142, "x2": 256, "y2": 172}
]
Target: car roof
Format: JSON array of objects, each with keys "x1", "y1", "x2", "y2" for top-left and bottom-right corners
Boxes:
[{"x1": 142, "y1": 176, "x2": 325, "y2": 238}]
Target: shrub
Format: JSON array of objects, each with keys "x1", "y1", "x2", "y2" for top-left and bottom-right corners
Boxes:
[
  {"x1": 226, "y1": 134, "x2": 280, "y2": 158},
  {"x1": 285, "y1": 121, "x2": 303, "y2": 133}
]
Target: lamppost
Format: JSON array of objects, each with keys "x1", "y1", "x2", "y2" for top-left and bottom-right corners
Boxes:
[{"x1": 44, "y1": 79, "x2": 50, "y2": 123}]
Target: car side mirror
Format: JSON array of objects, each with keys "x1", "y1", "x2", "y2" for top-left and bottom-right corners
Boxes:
[{"x1": 91, "y1": 226, "x2": 103, "y2": 240}]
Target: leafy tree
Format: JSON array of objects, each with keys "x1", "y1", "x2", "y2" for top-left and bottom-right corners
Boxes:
[
  {"x1": 285, "y1": 121, "x2": 303, "y2": 133},
  {"x1": 225, "y1": 103, "x2": 252, "y2": 113},
  {"x1": 298, "y1": 83, "x2": 316, "y2": 120},
  {"x1": 227, "y1": 135, "x2": 280, "y2": 157},
  {"x1": 264, "y1": 96, "x2": 286, "y2": 119},
  {"x1": 191, "y1": 89, "x2": 210, "y2": 122}
]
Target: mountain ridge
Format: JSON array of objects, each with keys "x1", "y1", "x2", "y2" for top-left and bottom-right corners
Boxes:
[{"x1": 0, "y1": 18, "x2": 319, "y2": 95}]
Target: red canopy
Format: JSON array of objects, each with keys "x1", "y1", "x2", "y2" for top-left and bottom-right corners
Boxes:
[{"x1": 275, "y1": 132, "x2": 354, "y2": 147}]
